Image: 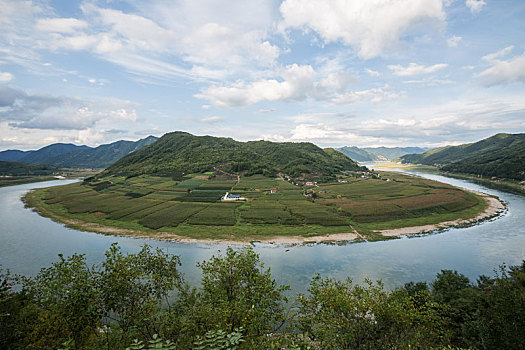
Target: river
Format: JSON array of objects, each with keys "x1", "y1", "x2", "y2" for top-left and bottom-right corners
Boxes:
[{"x1": 1, "y1": 170, "x2": 524, "y2": 293}]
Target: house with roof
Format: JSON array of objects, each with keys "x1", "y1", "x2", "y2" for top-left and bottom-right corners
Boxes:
[{"x1": 221, "y1": 192, "x2": 246, "y2": 201}]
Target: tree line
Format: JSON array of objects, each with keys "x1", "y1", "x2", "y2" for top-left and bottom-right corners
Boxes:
[{"x1": 1, "y1": 244, "x2": 524, "y2": 349}]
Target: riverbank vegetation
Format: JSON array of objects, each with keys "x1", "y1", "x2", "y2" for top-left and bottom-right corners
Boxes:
[
  {"x1": 24, "y1": 170, "x2": 489, "y2": 241},
  {"x1": 1, "y1": 245, "x2": 524, "y2": 349},
  {"x1": 0, "y1": 162, "x2": 99, "y2": 188}
]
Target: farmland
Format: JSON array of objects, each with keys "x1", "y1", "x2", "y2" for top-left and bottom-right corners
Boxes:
[{"x1": 25, "y1": 171, "x2": 491, "y2": 242}]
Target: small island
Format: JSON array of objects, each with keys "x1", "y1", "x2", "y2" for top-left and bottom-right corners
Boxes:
[{"x1": 23, "y1": 131, "x2": 504, "y2": 244}]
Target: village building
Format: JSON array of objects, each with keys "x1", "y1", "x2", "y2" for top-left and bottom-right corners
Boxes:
[{"x1": 220, "y1": 192, "x2": 246, "y2": 201}]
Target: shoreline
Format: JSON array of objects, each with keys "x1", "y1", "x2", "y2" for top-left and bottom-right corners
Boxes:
[
  {"x1": 24, "y1": 186, "x2": 505, "y2": 246},
  {"x1": 379, "y1": 190, "x2": 505, "y2": 237}
]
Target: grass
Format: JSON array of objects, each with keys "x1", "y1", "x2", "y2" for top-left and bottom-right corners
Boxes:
[{"x1": 24, "y1": 171, "x2": 494, "y2": 242}]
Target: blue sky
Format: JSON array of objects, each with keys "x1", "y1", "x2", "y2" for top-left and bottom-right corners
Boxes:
[{"x1": 1, "y1": 0, "x2": 524, "y2": 150}]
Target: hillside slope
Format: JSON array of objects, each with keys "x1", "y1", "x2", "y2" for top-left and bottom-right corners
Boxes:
[
  {"x1": 0, "y1": 150, "x2": 34, "y2": 162},
  {"x1": 41, "y1": 136, "x2": 157, "y2": 168},
  {"x1": 401, "y1": 133, "x2": 525, "y2": 180},
  {"x1": 20, "y1": 143, "x2": 90, "y2": 164},
  {"x1": 336, "y1": 146, "x2": 380, "y2": 162},
  {"x1": 0, "y1": 160, "x2": 59, "y2": 176},
  {"x1": 104, "y1": 132, "x2": 364, "y2": 180}
]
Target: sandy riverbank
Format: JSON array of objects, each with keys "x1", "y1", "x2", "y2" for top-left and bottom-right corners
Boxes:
[{"x1": 379, "y1": 190, "x2": 505, "y2": 237}]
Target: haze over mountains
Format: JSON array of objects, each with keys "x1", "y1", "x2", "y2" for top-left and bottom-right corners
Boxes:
[
  {"x1": 336, "y1": 146, "x2": 428, "y2": 162},
  {"x1": 0, "y1": 136, "x2": 157, "y2": 169}
]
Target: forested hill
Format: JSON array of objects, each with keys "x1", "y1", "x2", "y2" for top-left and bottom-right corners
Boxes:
[
  {"x1": 104, "y1": 131, "x2": 365, "y2": 180},
  {"x1": 38, "y1": 136, "x2": 158, "y2": 169},
  {"x1": 0, "y1": 160, "x2": 58, "y2": 176},
  {"x1": 0, "y1": 136, "x2": 157, "y2": 169},
  {"x1": 401, "y1": 133, "x2": 525, "y2": 180},
  {"x1": 336, "y1": 146, "x2": 380, "y2": 162},
  {"x1": 19, "y1": 143, "x2": 89, "y2": 164}
]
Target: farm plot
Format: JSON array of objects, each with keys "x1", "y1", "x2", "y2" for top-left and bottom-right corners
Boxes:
[
  {"x1": 106, "y1": 199, "x2": 166, "y2": 220},
  {"x1": 174, "y1": 178, "x2": 208, "y2": 190},
  {"x1": 198, "y1": 180, "x2": 237, "y2": 191},
  {"x1": 239, "y1": 201, "x2": 293, "y2": 224},
  {"x1": 187, "y1": 203, "x2": 239, "y2": 226},
  {"x1": 337, "y1": 202, "x2": 413, "y2": 223},
  {"x1": 177, "y1": 189, "x2": 224, "y2": 202},
  {"x1": 138, "y1": 202, "x2": 208, "y2": 229},
  {"x1": 234, "y1": 175, "x2": 295, "y2": 191},
  {"x1": 282, "y1": 200, "x2": 349, "y2": 226}
]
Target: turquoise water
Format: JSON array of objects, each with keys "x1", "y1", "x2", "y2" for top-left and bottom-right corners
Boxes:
[{"x1": 1, "y1": 171, "x2": 524, "y2": 293}]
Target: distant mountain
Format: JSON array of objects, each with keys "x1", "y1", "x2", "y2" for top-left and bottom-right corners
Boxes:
[
  {"x1": 40, "y1": 136, "x2": 158, "y2": 169},
  {"x1": 0, "y1": 149, "x2": 34, "y2": 162},
  {"x1": 20, "y1": 143, "x2": 91, "y2": 165},
  {"x1": 401, "y1": 133, "x2": 525, "y2": 181},
  {"x1": 104, "y1": 131, "x2": 364, "y2": 180},
  {"x1": 336, "y1": 146, "x2": 380, "y2": 162},
  {"x1": 336, "y1": 146, "x2": 427, "y2": 161},
  {"x1": 0, "y1": 160, "x2": 58, "y2": 176},
  {"x1": 0, "y1": 136, "x2": 158, "y2": 169},
  {"x1": 362, "y1": 147, "x2": 428, "y2": 160}
]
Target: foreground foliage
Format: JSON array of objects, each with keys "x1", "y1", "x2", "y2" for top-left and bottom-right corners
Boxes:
[{"x1": 1, "y1": 245, "x2": 524, "y2": 349}]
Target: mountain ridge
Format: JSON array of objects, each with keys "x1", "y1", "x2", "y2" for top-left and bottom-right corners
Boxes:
[
  {"x1": 401, "y1": 133, "x2": 525, "y2": 180},
  {"x1": 103, "y1": 131, "x2": 365, "y2": 180},
  {"x1": 0, "y1": 136, "x2": 157, "y2": 169}
]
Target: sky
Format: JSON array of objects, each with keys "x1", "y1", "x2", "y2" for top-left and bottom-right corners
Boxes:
[{"x1": 0, "y1": 0, "x2": 524, "y2": 151}]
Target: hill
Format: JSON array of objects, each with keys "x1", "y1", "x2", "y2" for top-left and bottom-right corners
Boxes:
[
  {"x1": 0, "y1": 150, "x2": 34, "y2": 162},
  {"x1": 0, "y1": 160, "x2": 58, "y2": 176},
  {"x1": 103, "y1": 132, "x2": 364, "y2": 180},
  {"x1": 336, "y1": 146, "x2": 380, "y2": 162},
  {"x1": 20, "y1": 143, "x2": 90, "y2": 165},
  {"x1": 362, "y1": 147, "x2": 428, "y2": 160},
  {"x1": 39, "y1": 136, "x2": 158, "y2": 169},
  {"x1": 0, "y1": 136, "x2": 157, "y2": 169},
  {"x1": 401, "y1": 133, "x2": 525, "y2": 180}
]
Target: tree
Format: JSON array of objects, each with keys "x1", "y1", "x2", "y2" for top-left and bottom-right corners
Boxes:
[
  {"x1": 297, "y1": 275, "x2": 450, "y2": 349},
  {"x1": 189, "y1": 247, "x2": 290, "y2": 339}
]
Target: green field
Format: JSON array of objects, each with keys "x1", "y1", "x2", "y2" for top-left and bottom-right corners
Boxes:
[{"x1": 25, "y1": 171, "x2": 490, "y2": 241}]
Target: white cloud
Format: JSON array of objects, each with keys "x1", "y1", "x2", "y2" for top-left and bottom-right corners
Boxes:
[
  {"x1": 365, "y1": 68, "x2": 381, "y2": 77},
  {"x1": 477, "y1": 50, "x2": 525, "y2": 86},
  {"x1": 403, "y1": 78, "x2": 455, "y2": 86},
  {"x1": 280, "y1": 0, "x2": 446, "y2": 59},
  {"x1": 0, "y1": 72, "x2": 14, "y2": 82},
  {"x1": 388, "y1": 62, "x2": 448, "y2": 76},
  {"x1": 0, "y1": 85, "x2": 138, "y2": 130},
  {"x1": 254, "y1": 109, "x2": 277, "y2": 114},
  {"x1": 447, "y1": 35, "x2": 462, "y2": 47},
  {"x1": 35, "y1": 18, "x2": 88, "y2": 33},
  {"x1": 466, "y1": 0, "x2": 486, "y2": 14},
  {"x1": 197, "y1": 64, "x2": 402, "y2": 107},
  {"x1": 482, "y1": 45, "x2": 514, "y2": 62},
  {"x1": 200, "y1": 116, "x2": 224, "y2": 123},
  {"x1": 330, "y1": 86, "x2": 402, "y2": 105},
  {"x1": 1, "y1": 0, "x2": 281, "y2": 82},
  {"x1": 196, "y1": 64, "x2": 316, "y2": 107},
  {"x1": 262, "y1": 96, "x2": 525, "y2": 147}
]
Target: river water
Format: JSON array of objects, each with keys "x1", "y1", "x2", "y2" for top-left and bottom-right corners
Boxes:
[{"x1": 1, "y1": 171, "x2": 524, "y2": 293}]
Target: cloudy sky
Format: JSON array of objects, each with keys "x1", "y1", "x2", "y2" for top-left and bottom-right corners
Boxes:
[{"x1": 1, "y1": 0, "x2": 524, "y2": 150}]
